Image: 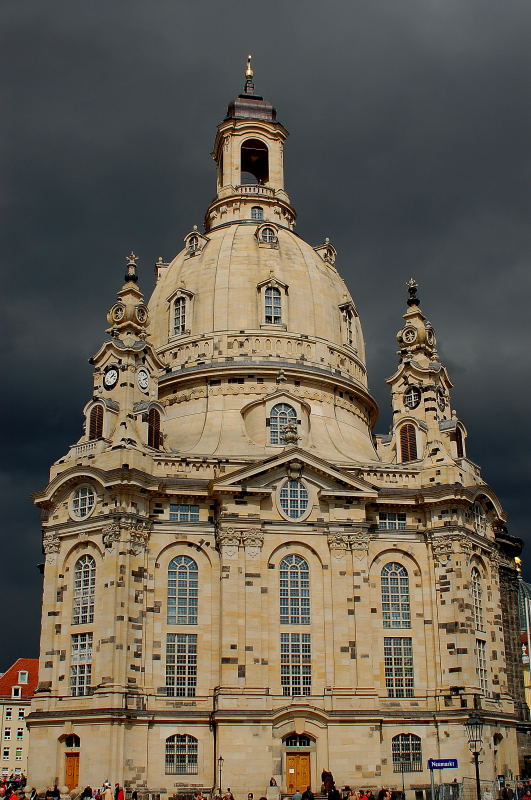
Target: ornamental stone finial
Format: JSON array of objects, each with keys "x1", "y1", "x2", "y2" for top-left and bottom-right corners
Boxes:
[
  {"x1": 125, "y1": 252, "x2": 139, "y2": 284},
  {"x1": 407, "y1": 277, "x2": 419, "y2": 307}
]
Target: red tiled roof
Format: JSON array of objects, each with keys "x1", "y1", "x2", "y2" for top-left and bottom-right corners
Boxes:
[{"x1": 0, "y1": 659, "x2": 39, "y2": 700}]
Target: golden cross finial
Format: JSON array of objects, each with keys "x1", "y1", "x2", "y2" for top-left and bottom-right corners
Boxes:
[{"x1": 245, "y1": 54, "x2": 254, "y2": 81}]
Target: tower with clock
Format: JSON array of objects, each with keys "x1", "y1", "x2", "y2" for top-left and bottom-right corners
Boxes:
[{"x1": 28, "y1": 59, "x2": 525, "y2": 793}]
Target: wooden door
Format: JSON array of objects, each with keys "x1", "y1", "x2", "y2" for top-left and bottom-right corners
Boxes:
[
  {"x1": 286, "y1": 753, "x2": 311, "y2": 793},
  {"x1": 65, "y1": 752, "x2": 79, "y2": 791}
]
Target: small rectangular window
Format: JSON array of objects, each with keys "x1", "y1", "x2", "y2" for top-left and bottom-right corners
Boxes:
[
  {"x1": 378, "y1": 512, "x2": 407, "y2": 531},
  {"x1": 17, "y1": 709, "x2": 24, "y2": 720},
  {"x1": 15, "y1": 748, "x2": 22, "y2": 761},
  {"x1": 5, "y1": 709, "x2": 12, "y2": 721},
  {"x1": 17, "y1": 671, "x2": 28, "y2": 684},
  {"x1": 2, "y1": 748, "x2": 9, "y2": 760},
  {"x1": 169, "y1": 504, "x2": 200, "y2": 523},
  {"x1": 4, "y1": 730, "x2": 10, "y2": 741},
  {"x1": 16, "y1": 729, "x2": 23, "y2": 741},
  {"x1": 11, "y1": 688, "x2": 21, "y2": 699}
]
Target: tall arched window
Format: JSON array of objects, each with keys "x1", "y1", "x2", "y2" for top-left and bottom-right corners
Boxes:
[
  {"x1": 72, "y1": 555, "x2": 96, "y2": 625},
  {"x1": 456, "y1": 427, "x2": 464, "y2": 458},
  {"x1": 265, "y1": 286, "x2": 282, "y2": 324},
  {"x1": 473, "y1": 502, "x2": 486, "y2": 533},
  {"x1": 269, "y1": 403, "x2": 296, "y2": 445},
  {"x1": 399, "y1": 423, "x2": 417, "y2": 462},
  {"x1": 279, "y1": 554, "x2": 310, "y2": 624},
  {"x1": 471, "y1": 567, "x2": 484, "y2": 631},
  {"x1": 168, "y1": 556, "x2": 198, "y2": 625},
  {"x1": 345, "y1": 310, "x2": 354, "y2": 346},
  {"x1": 173, "y1": 297, "x2": 186, "y2": 335},
  {"x1": 148, "y1": 408, "x2": 161, "y2": 449},
  {"x1": 391, "y1": 734, "x2": 422, "y2": 772},
  {"x1": 381, "y1": 563, "x2": 411, "y2": 628},
  {"x1": 241, "y1": 138, "x2": 269, "y2": 184},
  {"x1": 251, "y1": 206, "x2": 264, "y2": 220},
  {"x1": 88, "y1": 405, "x2": 103, "y2": 440},
  {"x1": 165, "y1": 734, "x2": 198, "y2": 775}
]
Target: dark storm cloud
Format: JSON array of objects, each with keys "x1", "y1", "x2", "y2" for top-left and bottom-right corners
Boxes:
[{"x1": 2, "y1": 0, "x2": 530, "y2": 668}]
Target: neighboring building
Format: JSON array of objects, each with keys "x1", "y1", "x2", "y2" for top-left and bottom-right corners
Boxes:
[
  {"x1": 517, "y1": 573, "x2": 531, "y2": 775},
  {"x1": 0, "y1": 659, "x2": 38, "y2": 779},
  {"x1": 28, "y1": 59, "x2": 525, "y2": 794}
]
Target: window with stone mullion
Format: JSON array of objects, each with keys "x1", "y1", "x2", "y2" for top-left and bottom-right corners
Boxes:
[
  {"x1": 280, "y1": 632, "x2": 311, "y2": 696},
  {"x1": 166, "y1": 633, "x2": 197, "y2": 697}
]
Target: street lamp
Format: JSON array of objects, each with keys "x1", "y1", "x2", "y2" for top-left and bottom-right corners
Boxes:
[
  {"x1": 465, "y1": 713, "x2": 484, "y2": 800},
  {"x1": 218, "y1": 755, "x2": 224, "y2": 797}
]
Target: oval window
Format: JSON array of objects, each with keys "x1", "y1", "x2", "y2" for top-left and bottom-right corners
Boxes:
[{"x1": 279, "y1": 480, "x2": 309, "y2": 520}]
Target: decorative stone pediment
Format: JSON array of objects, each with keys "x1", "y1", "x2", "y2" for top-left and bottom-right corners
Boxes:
[{"x1": 211, "y1": 447, "x2": 378, "y2": 500}]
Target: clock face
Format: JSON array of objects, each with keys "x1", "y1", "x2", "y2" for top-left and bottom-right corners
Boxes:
[
  {"x1": 103, "y1": 367, "x2": 119, "y2": 389},
  {"x1": 403, "y1": 327, "x2": 417, "y2": 344},
  {"x1": 137, "y1": 369, "x2": 149, "y2": 392}
]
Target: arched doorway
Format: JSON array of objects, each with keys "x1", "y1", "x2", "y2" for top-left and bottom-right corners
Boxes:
[
  {"x1": 283, "y1": 734, "x2": 315, "y2": 794},
  {"x1": 62, "y1": 734, "x2": 80, "y2": 791}
]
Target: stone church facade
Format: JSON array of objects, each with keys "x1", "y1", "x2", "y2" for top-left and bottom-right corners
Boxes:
[{"x1": 28, "y1": 61, "x2": 525, "y2": 794}]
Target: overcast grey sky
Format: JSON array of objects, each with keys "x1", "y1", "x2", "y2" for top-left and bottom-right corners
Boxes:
[{"x1": 1, "y1": 0, "x2": 530, "y2": 669}]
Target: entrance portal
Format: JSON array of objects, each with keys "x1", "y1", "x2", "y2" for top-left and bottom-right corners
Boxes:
[{"x1": 286, "y1": 753, "x2": 310, "y2": 794}]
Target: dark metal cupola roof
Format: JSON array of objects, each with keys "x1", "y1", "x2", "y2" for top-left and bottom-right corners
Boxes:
[{"x1": 225, "y1": 54, "x2": 277, "y2": 122}]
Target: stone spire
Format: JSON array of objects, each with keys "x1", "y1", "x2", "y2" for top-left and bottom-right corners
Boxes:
[
  {"x1": 396, "y1": 278, "x2": 438, "y2": 367},
  {"x1": 106, "y1": 252, "x2": 149, "y2": 340}
]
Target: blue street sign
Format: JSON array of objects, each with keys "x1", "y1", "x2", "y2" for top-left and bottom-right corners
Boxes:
[{"x1": 428, "y1": 759, "x2": 458, "y2": 770}]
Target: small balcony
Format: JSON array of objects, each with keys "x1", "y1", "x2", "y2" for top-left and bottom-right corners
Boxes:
[{"x1": 234, "y1": 183, "x2": 275, "y2": 197}]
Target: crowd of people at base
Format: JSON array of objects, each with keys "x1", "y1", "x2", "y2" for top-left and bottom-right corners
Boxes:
[{"x1": 0, "y1": 776, "x2": 28, "y2": 799}]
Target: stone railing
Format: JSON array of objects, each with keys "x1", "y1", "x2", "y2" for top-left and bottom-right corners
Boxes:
[{"x1": 235, "y1": 183, "x2": 275, "y2": 197}]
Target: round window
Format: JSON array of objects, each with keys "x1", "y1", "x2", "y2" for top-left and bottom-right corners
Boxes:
[
  {"x1": 261, "y1": 227, "x2": 276, "y2": 244},
  {"x1": 279, "y1": 480, "x2": 309, "y2": 520},
  {"x1": 404, "y1": 387, "x2": 421, "y2": 410},
  {"x1": 70, "y1": 485, "x2": 96, "y2": 520}
]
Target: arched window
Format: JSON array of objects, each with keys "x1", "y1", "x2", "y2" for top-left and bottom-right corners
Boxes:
[
  {"x1": 269, "y1": 403, "x2": 296, "y2": 445},
  {"x1": 64, "y1": 734, "x2": 80, "y2": 750},
  {"x1": 391, "y1": 734, "x2": 422, "y2": 772},
  {"x1": 399, "y1": 423, "x2": 417, "y2": 462},
  {"x1": 260, "y1": 226, "x2": 277, "y2": 244},
  {"x1": 456, "y1": 427, "x2": 464, "y2": 458},
  {"x1": 473, "y1": 502, "x2": 486, "y2": 533},
  {"x1": 173, "y1": 297, "x2": 186, "y2": 336},
  {"x1": 471, "y1": 567, "x2": 484, "y2": 631},
  {"x1": 345, "y1": 310, "x2": 354, "y2": 347},
  {"x1": 241, "y1": 138, "x2": 269, "y2": 184},
  {"x1": 381, "y1": 563, "x2": 411, "y2": 629},
  {"x1": 148, "y1": 408, "x2": 161, "y2": 449},
  {"x1": 279, "y1": 554, "x2": 310, "y2": 624},
  {"x1": 73, "y1": 555, "x2": 96, "y2": 625},
  {"x1": 168, "y1": 556, "x2": 198, "y2": 625},
  {"x1": 251, "y1": 206, "x2": 264, "y2": 220},
  {"x1": 88, "y1": 405, "x2": 103, "y2": 440},
  {"x1": 265, "y1": 286, "x2": 282, "y2": 324},
  {"x1": 165, "y1": 734, "x2": 198, "y2": 775}
]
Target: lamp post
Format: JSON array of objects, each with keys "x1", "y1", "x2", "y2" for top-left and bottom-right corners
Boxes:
[
  {"x1": 218, "y1": 755, "x2": 224, "y2": 797},
  {"x1": 465, "y1": 713, "x2": 484, "y2": 800}
]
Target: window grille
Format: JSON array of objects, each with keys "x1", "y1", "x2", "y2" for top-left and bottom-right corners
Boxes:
[
  {"x1": 391, "y1": 734, "x2": 422, "y2": 772},
  {"x1": 269, "y1": 403, "x2": 297, "y2": 445},
  {"x1": 399, "y1": 424, "x2": 417, "y2": 462},
  {"x1": 165, "y1": 734, "x2": 198, "y2": 775},
  {"x1": 280, "y1": 554, "x2": 310, "y2": 625},
  {"x1": 281, "y1": 633, "x2": 311, "y2": 696},
  {"x1": 173, "y1": 297, "x2": 186, "y2": 335},
  {"x1": 251, "y1": 206, "x2": 264, "y2": 220},
  {"x1": 384, "y1": 637, "x2": 414, "y2": 697},
  {"x1": 88, "y1": 405, "x2": 103, "y2": 440},
  {"x1": 471, "y1": 568, "x2": 484, "y2": 631},
  {"x1": 73, "y1": 555, "x2": 96, "y2": 625},
  {"x1": 148, "y1": 408, "x2": 161, "y2": 449},
  {"x1": 71, "y1": 486, "x2": 95, "y2": 519},
  {"x1": 381, "y1": 563, "x2": 411, "y2": 629},
  {"x1": 169, "y1": 504, "x2": 199, "y2": 522},
  {"x1": 265, "y1": 286, "x2": 282, "y2": 323},
  {"x1": 166, "y1": 634, "x2": 197, "y2": 697},
  {"x1": 378, "y1": 512, "x2": 406, "y2": 531},
  {"x1": 70, "y1": 633, "x2": 93, "y2": 696},
  {"x1": 404, "y1": 388, "x2": 421, "y2": 410},
  {"x1": 168, "y1": 556, "x2": 198, "y2": 625},
  {"x1": 279, "y1": 480, "x2": 309, "y2": 519},
  {"x1": 476, "y1": 638, "x2": 488, "y2": 693}
]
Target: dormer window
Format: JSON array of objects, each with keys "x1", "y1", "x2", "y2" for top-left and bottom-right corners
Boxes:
[
  {"x1": 17, "y1": 671, "x2": 28, "y2": 685},
  {"x1": 265, "y1": 286, "x2": 282, "y2": 324},
  {"x1": 188, "y1": 234, "x2": 199, "y2": 254},
  {"x1": 261, "y1": 226, "x2": 276, "y2": 244},
  {"x1": 173, "y1": 297, "x2": 186, "y2": 335},
  {"x1": 251, "y1": 206, "x2": 264, "y2": 220},
  {"x1": 404, "y1": 387, "x2": 421, "y2": 410},
  {"x1": 11, "y1": 688, "x2": 21, "y2": 699}
]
